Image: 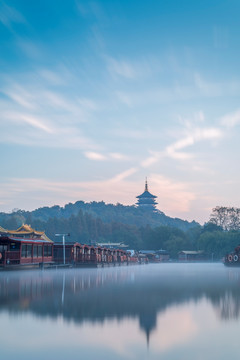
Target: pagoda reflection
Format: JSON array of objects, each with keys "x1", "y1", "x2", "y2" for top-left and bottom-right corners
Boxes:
[{"x1": 1, "y1": 265, "x2": 240, "y2": 345}]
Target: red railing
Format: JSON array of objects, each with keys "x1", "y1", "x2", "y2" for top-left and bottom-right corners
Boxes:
[
  {"x1": 76, "y1": 254, "x2": 97, "y2": 263},
  {"x1": 4, "y1": 251, "x2": 20, "y2": 265}
]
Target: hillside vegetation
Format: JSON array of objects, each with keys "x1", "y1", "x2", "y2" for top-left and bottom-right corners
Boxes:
[{"x1": 0, "y1": 202, "x2": 239, "y2": 259}]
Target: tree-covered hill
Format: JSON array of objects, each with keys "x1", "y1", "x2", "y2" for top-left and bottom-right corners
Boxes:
[
  {"x1": 1, "y1": 202, "x2": 240, "y2": 259},
  {"x1": 0, "y1": 200, "x2": 198, "y2": 231},
  {"x1": 0, "y1": 201, "x2": 198, "y2": 256}
]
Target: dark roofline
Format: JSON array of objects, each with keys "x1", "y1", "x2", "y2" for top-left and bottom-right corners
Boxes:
[
  {"x1": 0, "y1": 235, "x2": 52, "y2": 244},
  {"x1": 136, "y1": 191, "x2": 157, "y2": 199}
]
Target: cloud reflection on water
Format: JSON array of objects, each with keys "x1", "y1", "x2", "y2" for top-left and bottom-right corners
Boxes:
[{"x1": 1, "y1": 264, "x2": 240, "y2": 359}]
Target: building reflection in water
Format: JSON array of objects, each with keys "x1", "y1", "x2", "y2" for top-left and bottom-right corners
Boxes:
[{"x1": 1, "y1": 264, "x2": 240, "y2": 347}]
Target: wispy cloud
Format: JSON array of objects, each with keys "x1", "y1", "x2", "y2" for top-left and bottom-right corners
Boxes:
[
  {"x1": 109, "y1": 168, "x2": 138, "y2": 182},
  {"x1": 39, "y1": 69, "x2": 64, "y2": 85},
  {"x1": 0, "y1": 72, "x2": 101, "y2": 150},
  {"x1": 178, "y1": 111, "x2": 205, "y2": 128},
  {"x1": 141, "y1": 126, "x2": 223, "y2": 167},
  {"x1": 5, "y1": 85, "x2": 36, "y2": 110},
  {"x1": 84, "y1": 151, "x2": 129, "y2": 161},
  {"x1": 14, "y1": 113, "x2": 53, "y2": 133},
  {"x1": 141, "y1": 151, "x2": 161, "y2": 168},
  {"x1": 106, "y1": 55, "x2": 161, "y2": 81},
  {"x1": 107, "y1": 57, "x2": 137, "y2": 79},
  {"x1": 221, "y1": 109, "x2": 240, "y2": 128},
  {"x1": 84, "y1": 151, "x2": 107, "y2": 161},
  {"x1": 115, "y1": 74, "x2": 240, "y2": 108},
  {"x1": 76, "y1": 1, "x2": 107, "y2": 23},
  {"x1": 17, "y1": 39, "x2": 42, "y2": 59},
  {"x1": 0, "y1": 1, "x2": 26, "y2": 29},
  {"x1": 1, "y1": 108, "x2": 96, "y2": 150},
  {"x1": 194, "y1": 73, "x2": 240, "y2": 97},
  {"x1": 109, "y1": 152, "x2": 128, "y2": 160},
  {"x1": 166, "y1": 127, "x2": 223, "y2": 160},
  {"x1": 111, "y1": 127, "x2": 158, "y2": 140}
]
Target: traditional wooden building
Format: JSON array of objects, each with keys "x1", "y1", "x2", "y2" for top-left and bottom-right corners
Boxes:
[
  {"x1": 0, "y1": 224, "x2": 53, "y2": 267},
  {"x1": 178, "y1": 250, "x2": 205, "y2": 262},
  {"x1": 139, "y1": 250, "x2": 169, "y2": 262},
  {"x1": 156, "y1": 250, "x2": 170, "y2": 262},
  {"x1": 53, "y1": 242, "x2": 130, "y2": 266},
  {"x1": 136, "y1": 179, "x2": 158, "y2": 211},
  {"x1": 0, "y1": 225, "x2": 139, "y2": 268}
]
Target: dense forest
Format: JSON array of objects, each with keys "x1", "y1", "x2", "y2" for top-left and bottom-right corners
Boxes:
[
  {"x1": 4, "y1": 201, "x2": 198, "y2": 230},
  {"x1": 1, "y1": 202, "x2": 240, "y2": 260}
]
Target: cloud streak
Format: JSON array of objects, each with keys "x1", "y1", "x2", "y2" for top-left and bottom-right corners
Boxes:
[
  {"x1": 0, "y1": 1, "x2": 26, "y2": 29},
  {"x1": 107, "y1": 57, "x2": 137, "y2": 79},
  {"x1": 221, "y1": 109, "x2": 240, "y2": 128},
  {"x1": 166, "y1": 127, "x2": 223, "y2": 160},
  {"x1": 141, "y1": 126, "x2": 223, "y2": 167},
  {"x1": 106, "y1": 55, "x2": 161, "y2": 81},
  {"x1": 11, "y1": 113, "x2": 53, "y2": 133},
  {"x1": 84, "y1": 151, "x2": 129, "y2": 161},
  {"x1": 84, "y1": 151, "x2": 107, "y2": 161},
  {"x1": 0, "y1": 71, "x2": 101, "y2": 151}
]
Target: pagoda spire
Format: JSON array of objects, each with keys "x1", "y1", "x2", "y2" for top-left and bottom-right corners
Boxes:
[{"x1": 145, "y1": 177, "x2": 148, "y2": 192}]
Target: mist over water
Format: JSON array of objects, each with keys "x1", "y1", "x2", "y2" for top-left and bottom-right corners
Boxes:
[{"x1": 1, "y1": 263, "x2": 240, "y2": 360}]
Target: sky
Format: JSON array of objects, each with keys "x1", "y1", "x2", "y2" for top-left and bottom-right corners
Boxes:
[{"x1": 1, "y1": 0, "x2": 240, "y2": 224}]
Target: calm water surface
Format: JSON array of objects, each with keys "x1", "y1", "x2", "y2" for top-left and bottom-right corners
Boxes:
[{"x1": 1, "y1": 263, "x2": 240, "y2": 360}]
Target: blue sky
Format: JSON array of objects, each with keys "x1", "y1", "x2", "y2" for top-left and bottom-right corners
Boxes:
[{"x1": 1, "y1": 0, "x2": 240, "y2": 223}]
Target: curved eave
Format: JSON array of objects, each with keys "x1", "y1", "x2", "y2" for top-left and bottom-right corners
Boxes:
[
  {"x1": 136, "y1": 191, "x2": 157, "y2": 199},
  {"x1": 0, "y1": 236, "x2": 52, "y2": 243},
  {"x1": 136, "y1": 202, "x2": 158, "y2": 205},
  {"x1": 6, "y1": 231, "x2": 45, "y2": 236}
]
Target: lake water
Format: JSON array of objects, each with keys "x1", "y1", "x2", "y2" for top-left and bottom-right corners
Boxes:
[{"x1": 1, "y1": 263, "x2": 240, "y2": 360}]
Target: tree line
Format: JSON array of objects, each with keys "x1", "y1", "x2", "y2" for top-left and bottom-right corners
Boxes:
[
  {"x1": 209, "y1": 206, "x2": 240, "y2": 230},
  {"x1": 0, "y1": 202, "x2": 240, "y2": 260},
  {"x1": 1, "y1": 204, "x2": 240, "y2": 260},
  {"x1": 2, "y1": 200, "x2": 198, "y2": 231}
]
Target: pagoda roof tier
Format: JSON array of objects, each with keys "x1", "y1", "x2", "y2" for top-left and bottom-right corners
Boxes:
[
  {"x1": 137, "y1": 197, "x2": 158, "y2": 203},
  {"x1": 136, "y1": 190, "x2": 157, "y2": 199},
  {"x1": 137, "y1": 203, "x2": 158, "y2": 208}
]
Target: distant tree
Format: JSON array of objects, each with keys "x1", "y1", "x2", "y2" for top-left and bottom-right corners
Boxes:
[
  {"x1": 228, "y1": 207, "x2": 240, "y2": 230},
  {"x1": 209, "y1": 206, "x2": 240, "y2": 231},
  {"x1": 202, "y1": 222, "x2": 223, "y2": 233},
  {"x1": 164, "y1": 235, "x2": 188, "y2": 259}
]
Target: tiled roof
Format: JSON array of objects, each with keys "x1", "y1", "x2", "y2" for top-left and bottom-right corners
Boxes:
[
  {"x1": 0, "y1": 224, "x2": 53, "y2": 243},
  {"x1": 14, "y1": 224, "x2": 44, "y2": 235},
  {"x1": 136, "y1": 190, "x2": 157, "y2": 199},
  {"x1": 0, "y1": 226, "x2": 7, "y2": 233}
]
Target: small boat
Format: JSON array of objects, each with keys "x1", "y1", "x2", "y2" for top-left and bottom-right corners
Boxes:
[{"x1": 224, "y1": 245, "x2": 240, "y2": 266}]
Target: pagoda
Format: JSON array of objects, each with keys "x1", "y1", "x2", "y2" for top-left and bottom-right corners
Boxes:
[{"x1": 136, "y1": 179, "x2": 158, "y2": 211}]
